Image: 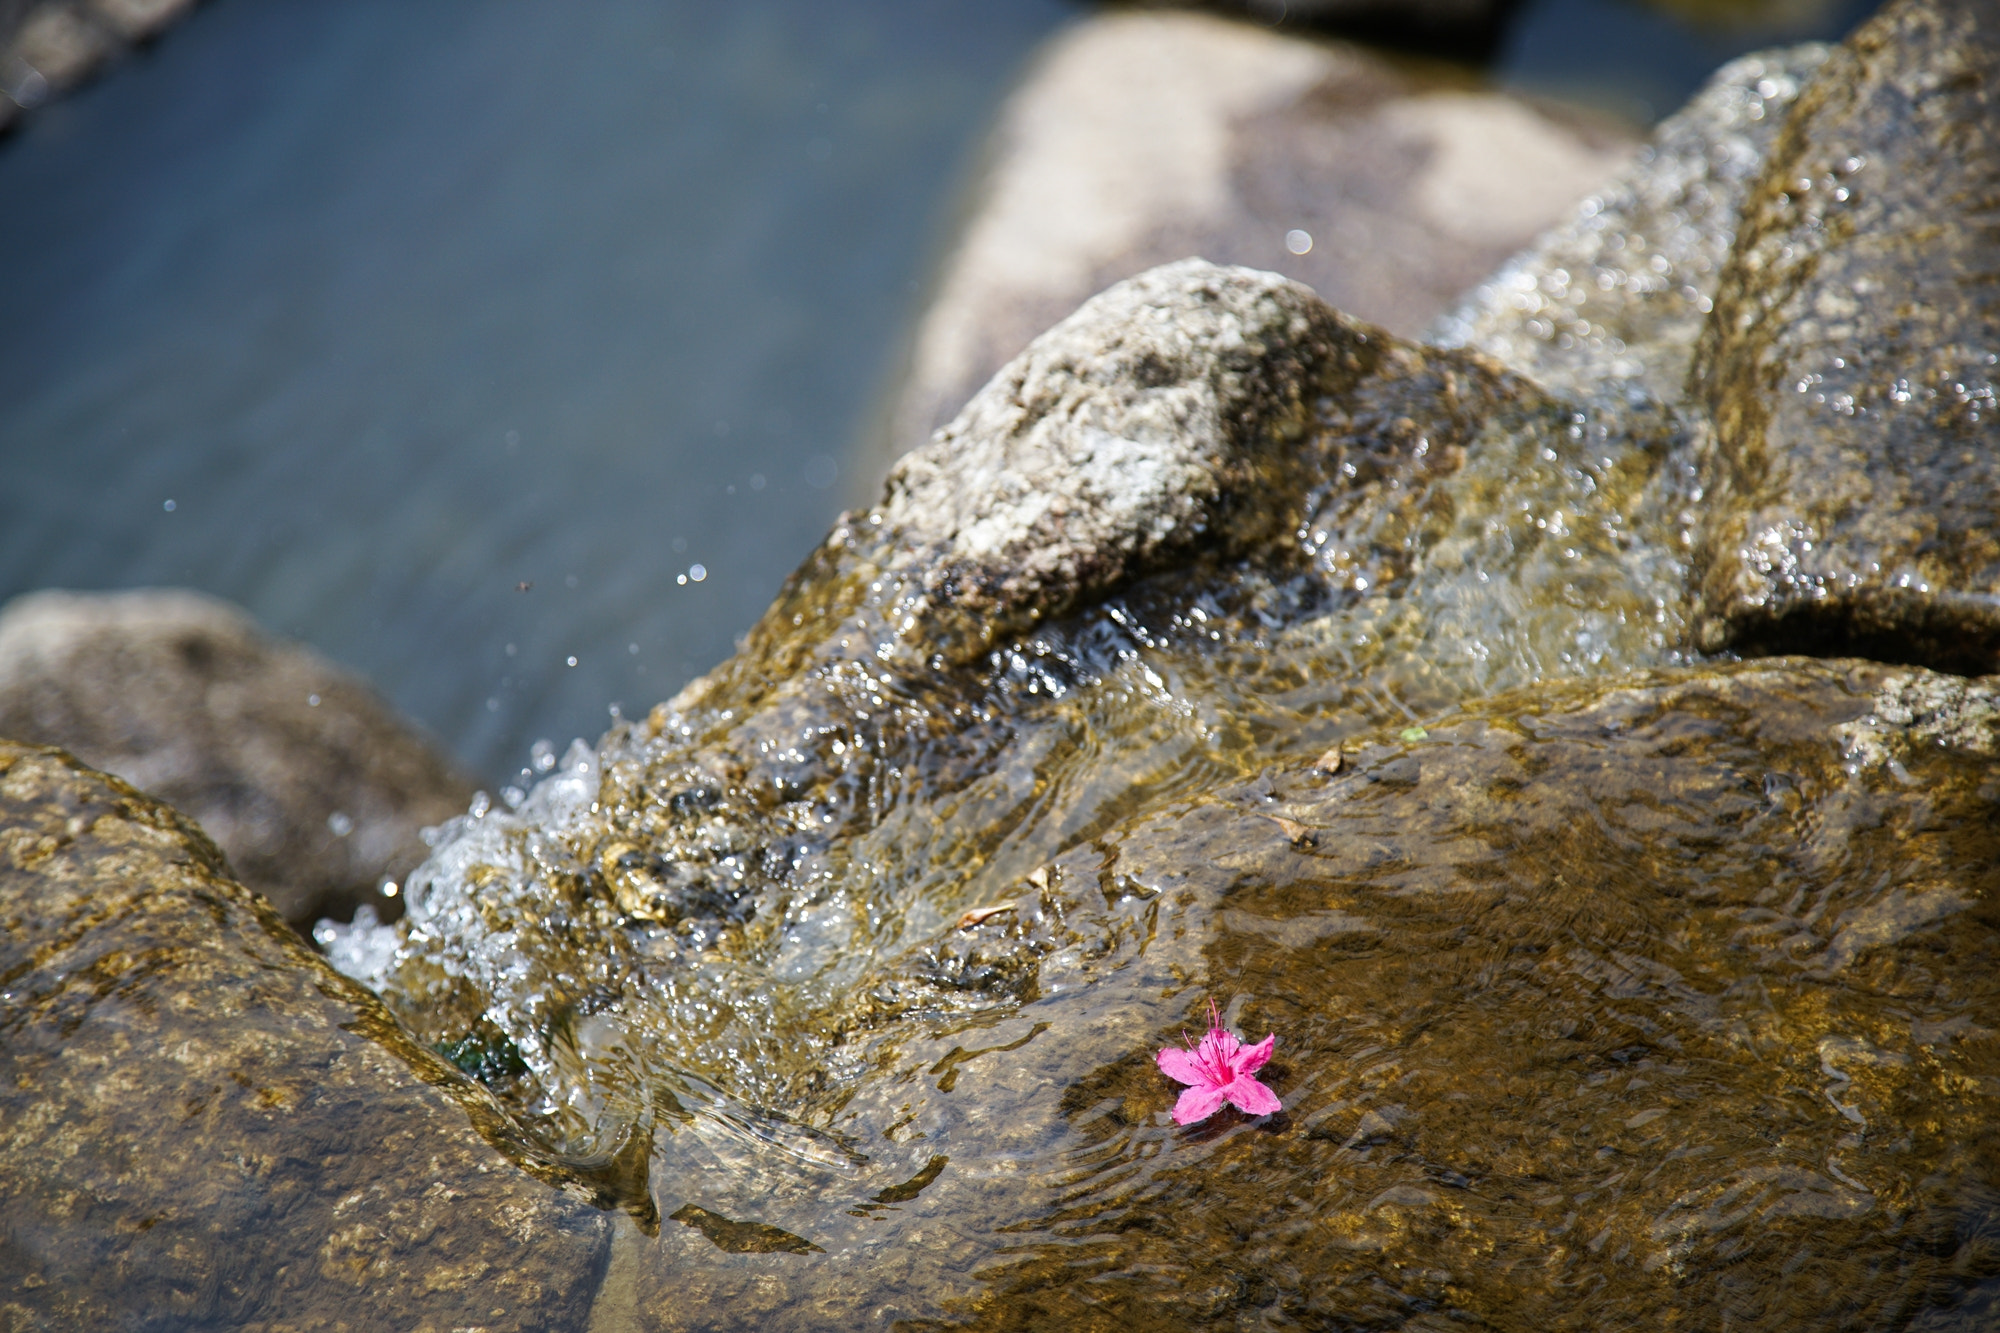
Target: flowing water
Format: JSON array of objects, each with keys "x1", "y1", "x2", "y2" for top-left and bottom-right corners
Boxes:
[
  {"x1": 324, "y1": 248, "x2": 2000, "y2": 1324},
  {"x1": 14, "y1": 0, "x2": 1995, "y2": 1326},
  {"x1": 0, "y1": 0, "x2": 1879, "y2": 791}
]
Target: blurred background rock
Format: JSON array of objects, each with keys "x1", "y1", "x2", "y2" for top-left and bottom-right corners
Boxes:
[
  {"x1": 0, "y1": 588, "x2": 473, "y2": 927},
  {"x1": 0, "y1": 0, "x2": 192, "y2": 129},
  {"x1": 869, "y1": 8, "x2": 1637, "y2": 479}
]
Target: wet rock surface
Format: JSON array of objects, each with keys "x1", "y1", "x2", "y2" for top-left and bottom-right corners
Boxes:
[
  {"x1": 312, "y1": 7, "x2": 2000, "y2": 1324},
  {"x1": 616, "y1": 661, "x2": 2000, "y2": 1331},
  {"x1": 1689, "y1": 0, "x2": 2000, "y2": 673},
  {"x1": 0, "y1": 742, "x2": 609, "y2": 1331},
  {"x1": 0, "y1": 589, "x2": 476, "y2": 928},
  {"x1": 344, "y1": 256, "x2": 1689, "y2": 1149},
  {"x1": 1432, "y1": 42, "x2": 1830, "y2": 403}
]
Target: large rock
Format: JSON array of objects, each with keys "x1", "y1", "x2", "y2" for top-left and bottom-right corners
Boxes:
[
  {"x1": 1439, "y1": 0, "x2": 2000, "y2": 677},
  {"x1": 346, "y1": 258, "x2": 1707, "y2": 1323},
  {"x1": 872, "y1": 9, "x2": 1635, "y2": 485},
  {"x1": 349, "y1": 258, "x2": 1680, "y2": 1067},
  {"x1": 0, "y1": 742, "x2": 610, "y2": 1331},
  {"x1": 1688, "y1": 0, "x2": 2000, "y2": 674},
  {"x1": 0, "y1": 589, "x2": 476, "y2": 929}
]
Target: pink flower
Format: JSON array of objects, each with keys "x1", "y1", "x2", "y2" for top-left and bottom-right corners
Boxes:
[{"x1": 1156, "y1": 1000, "x2": 1281, "y2": 1125}]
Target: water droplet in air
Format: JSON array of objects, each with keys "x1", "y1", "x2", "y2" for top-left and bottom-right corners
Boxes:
[
  {"x1": 689, "y1": 564, "x2": 707, "y2": 582},
  {"x1": 327, "y1": 811, "x2": 354, "y2": 837},
  {"x1": 1285, "y1": 229, "x2": 1313, "y2": 255},
  {"x1": 162, "y1": 499, "x2": 176, "y2": 512}
]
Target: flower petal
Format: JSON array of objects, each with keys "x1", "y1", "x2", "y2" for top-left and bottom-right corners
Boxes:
[
  {"x1": 1234, "y1": 1033, "x2": 1276, "y2": 1076},
  {"x1": 1172, "y1": 1084, "x2": 1230, "y2": 1126},
  {"x1": 1224, "y1": 1075, "x2": 1281, "y2": 1117},
  {"x1": 1156, "y1": 1046, "x2": 1207, "y2": 1087}
]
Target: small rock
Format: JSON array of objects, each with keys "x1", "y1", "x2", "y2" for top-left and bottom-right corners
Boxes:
[
  {"x1": 0, "y1": 588, "x2": 476, "y2": 928},
  {"x1": 7, "y1": 3, "x2": 111, "y2": 93},
  {"x1": 1, "y1": 0, "x2": 198, "y2": 129}
]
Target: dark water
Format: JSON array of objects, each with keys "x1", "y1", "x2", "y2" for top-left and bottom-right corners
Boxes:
[
  {"x1": 0, "y1": 0, "x2": 1878, "y2": 788},
  {"x1": 1499, "y1": 0, "x2": 1883, "y2": 121},
  {"x1": 0, "y1": 0, "x2": 1074, "y2": 780}
]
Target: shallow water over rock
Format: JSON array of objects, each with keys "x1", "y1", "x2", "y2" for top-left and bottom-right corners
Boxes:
[
  {"x1": 148, "y1": 0, "x2": 2000, "y2": 1325},
  {"x1": 619, "y1": 660, "x2": 2000, "y2": 1330},
  {"x1": 303, "y1": 6, "x2": 2000, "y2": 1321}
]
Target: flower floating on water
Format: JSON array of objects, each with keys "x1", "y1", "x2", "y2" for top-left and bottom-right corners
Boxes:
[{"x1": 1156, "y1": 999, "x2": 1281, "y2": 1125}]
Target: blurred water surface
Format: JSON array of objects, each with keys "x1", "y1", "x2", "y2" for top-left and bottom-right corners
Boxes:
[{"x1": 0, "y1": 0, "x2": 1073, "y2": 780}]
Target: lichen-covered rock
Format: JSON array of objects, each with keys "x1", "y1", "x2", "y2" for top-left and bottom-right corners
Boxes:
[
  {"x1": 1688, "y1": 0, "x2": 2000, "y2": 673},
  {"x1": 1431, "y1": 43, "x2": 1829, "y2": 403},
  {"x1": 880, "y1": 260, "x2": 1361, "y2": 661},
  {"x1": 0, "y1": 588, "x2": 476, "y2": 927},
  {"x1": 0, "y1": 742, "x2": 609, "y2": 1331}
]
